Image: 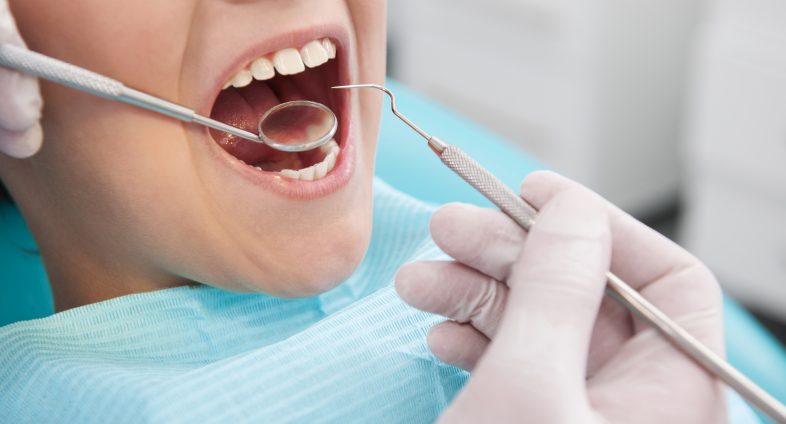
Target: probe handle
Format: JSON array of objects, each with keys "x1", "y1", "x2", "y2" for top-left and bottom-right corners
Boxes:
[
  {"x1": 436, "y1": 140, "x2": 786, "y2": 424},
  {"x1": 439, "y1": 142, "x2": 538, "y2": 231},
  {"x1": 0, "y1": 44, "x2": 124, "y2": 99}
]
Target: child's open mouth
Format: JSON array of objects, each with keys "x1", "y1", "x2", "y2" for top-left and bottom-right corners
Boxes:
[{"x1": 209, "y1": 38, "x2": 345, "y2": 182}]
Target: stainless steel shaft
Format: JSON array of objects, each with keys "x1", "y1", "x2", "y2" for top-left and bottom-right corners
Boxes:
[
  {"x1": 438, "y1": 140, "x2": 786, "y2": 423},
  {"x1": 0, "y1": 44, "x2": 260, "y2": 143},
  {"x1": 330, "y1": 82, "x2": 786, "y2": 422}
]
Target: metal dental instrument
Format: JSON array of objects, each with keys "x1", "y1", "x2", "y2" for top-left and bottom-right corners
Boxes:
[
  {"x1": 0, "y1": 44, "x2": 337, "y2": 153},
  {"x1": 332, "y1": 83, "x2": 786, "y2": 424}
]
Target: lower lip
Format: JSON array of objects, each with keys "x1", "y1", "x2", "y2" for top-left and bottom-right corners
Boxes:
[{"x1": 203, "y1": 105, "x2": 356, "y2": 201}]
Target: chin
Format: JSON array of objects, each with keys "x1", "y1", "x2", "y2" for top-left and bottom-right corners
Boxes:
[
  {"x1": 232, "y1": 206, "x2": 373, "y2": 298},
  {"x1": 253, "y1": 233, "x2": 370, "y2": 298},
  {"x1": 178, "y1": 24, "x2": 379, "y2": 298}
]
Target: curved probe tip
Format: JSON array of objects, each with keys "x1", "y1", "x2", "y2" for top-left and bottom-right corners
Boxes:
[{"x1": 331, "y1": 84, "x2": 432, "y2": 141}]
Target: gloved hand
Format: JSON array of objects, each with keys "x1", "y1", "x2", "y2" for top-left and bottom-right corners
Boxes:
[
  {"x1": 0, "y1": 0, "x2": 42, "y2": 158},
  {"x1": 396, "y1": 171, "x2": 726, "y2": 423}
]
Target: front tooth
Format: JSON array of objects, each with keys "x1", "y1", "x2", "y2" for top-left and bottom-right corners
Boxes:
[
  {"x1": 280, "y1": 169, "x2": 300, "y2": 179},
  {"x1": 273, "y1": 48, "x2": 305, "y2": 75},
  {"x1": 321, "y1": 39, "x2": 337, "y2": 59},
  {"x1": 314, "y1": 161, "x2": 328, "y2": 179},
  {"x1": 298, "y1": 166, "x2": 316, "y2": 181},
  {"x1": 300, "y1": 40, "x2": 329, "y2": 68},
  {"x1": 250, "y1": 57, "x2": 275, "y2": 81},
  {"x1": 231, "y1": 69, "x2": 253, "y2": 88}
]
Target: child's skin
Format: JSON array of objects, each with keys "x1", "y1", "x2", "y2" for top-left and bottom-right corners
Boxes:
[
  {"x1": 0, "y1": 3, "x2": 728, "y2": 421},
  {"x1": 0, "y1": 0, "x2": 387, "y2": 311}
]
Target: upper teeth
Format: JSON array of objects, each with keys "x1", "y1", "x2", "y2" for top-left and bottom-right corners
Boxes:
[
  {"x1": 300, "y1": 40, "x2": 329, "y2": 68},
  {"x1": 223, "y1": 38, "x2": 337, "y2": 89},
  {"x1": 250, "y1": 57, "x2": 275, "y2": 81}
]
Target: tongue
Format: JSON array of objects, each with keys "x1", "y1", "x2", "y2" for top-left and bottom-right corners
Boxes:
[
  {"x1": 210, "y1": 69, "x2": 337, "y2": 171},
  {"x1": 209, "y1": 82, "x2": 286, "y2": 166}
]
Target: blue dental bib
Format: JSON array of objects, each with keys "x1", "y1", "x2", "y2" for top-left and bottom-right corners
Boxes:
[{"x1": 0, "y1": 180, "x2": 465, "y2": 423}]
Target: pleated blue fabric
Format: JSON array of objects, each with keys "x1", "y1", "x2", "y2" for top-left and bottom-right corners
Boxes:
[
  {"x1": 0, "y1": 179, "x2": 757, "y2": 423},
  {"x1": 0, "y1": 180, "x2": 464, "y2": 423}
]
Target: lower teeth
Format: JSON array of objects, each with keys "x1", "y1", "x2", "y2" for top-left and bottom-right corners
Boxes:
[{"x1": 243, "y1": 139, "x2": 340, "y2": 181}]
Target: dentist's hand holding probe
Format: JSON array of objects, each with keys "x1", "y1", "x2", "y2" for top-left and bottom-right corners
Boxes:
[
  {"x1": 396, "y1": 171, "x2": 726, "y2": 423},
  {"x1": 0, "y1": 0, "x2": 42, "y2": 158}
]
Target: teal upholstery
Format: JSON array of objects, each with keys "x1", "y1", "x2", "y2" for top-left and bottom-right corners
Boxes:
[
  {"x1": 375, "y1": 80, "x2": 786, "y2": 423},
  {"x1": 1, "y1": 80, "x2": 783, "y2": 422},
  {"x1": 0, "y1": 202, "x2": 52, "y2": 325}
]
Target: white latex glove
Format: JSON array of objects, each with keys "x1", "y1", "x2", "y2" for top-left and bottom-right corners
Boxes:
[
  {"x1": 396, "y1": 171, "x2": 726, "y2": 423},
  {"x1": 0, "y1": 0, "x2": 42, "y2": 158}
]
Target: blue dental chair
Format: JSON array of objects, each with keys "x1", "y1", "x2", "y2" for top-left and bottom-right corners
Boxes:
[{"x1": 1, "y1": 80, "x2": 784, "y2": 423}]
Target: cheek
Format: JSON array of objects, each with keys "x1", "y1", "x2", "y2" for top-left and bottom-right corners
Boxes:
[
  {"x1": 348, "y1": 0, "x2": 387, "y2": 170},
  {"x1": 11, "y1": 0, "x2": 191, "y2": 98},
  {"x1": 351, "y1": 0, "x2": 387, "y2": 81},
  {"x1": 36, "y1": 84, "x2": 210, "y2": 265}
]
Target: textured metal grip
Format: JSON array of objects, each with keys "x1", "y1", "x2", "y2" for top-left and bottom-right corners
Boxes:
[
  {"x1": 0, "y1": 44, "x2": 123, "y2": 98},
  {"x1": 440, "y1": 143, "x2": 538, "y2": 230},
  {"x1": 440, "y1": 141, "x2": 786, "y2": 423}
]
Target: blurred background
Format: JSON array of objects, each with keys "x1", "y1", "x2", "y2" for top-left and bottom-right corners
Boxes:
[{"x1": 387, "y1": 0, "x2": 786, "y2": 343}]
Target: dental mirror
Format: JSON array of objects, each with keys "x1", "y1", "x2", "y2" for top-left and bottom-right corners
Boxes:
[
  {"x1": 257, "y1": 100, "x2": 338, "y2": 153},
  {"x1": 0, "y1": 44, "x2": 337, "y2": 154}
]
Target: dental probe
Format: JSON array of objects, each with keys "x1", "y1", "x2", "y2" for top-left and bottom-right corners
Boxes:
[
  {"x1": 332, "y1": 83, "x2": 786, "y2": 424},
  {"x1": 0, "y1": 44, "x2": 336, "y2": 153}
]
